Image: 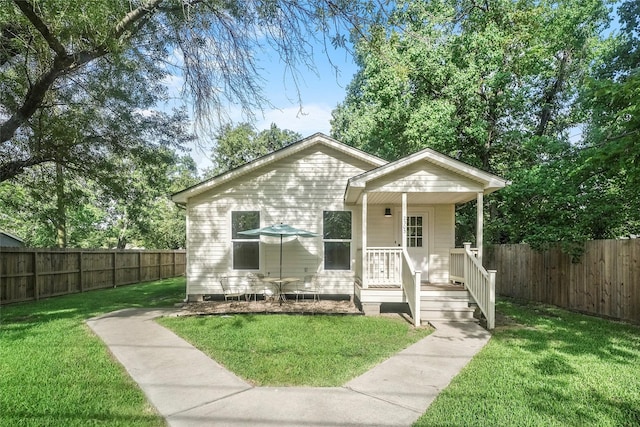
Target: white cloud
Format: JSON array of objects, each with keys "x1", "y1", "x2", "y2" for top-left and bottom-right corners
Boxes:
[
  {"x1": 161, "y1": 74, "x2": 185, "y2": 94},
  {"x1": 257, "y1": 103, "x2": 334, "y2": 136}
]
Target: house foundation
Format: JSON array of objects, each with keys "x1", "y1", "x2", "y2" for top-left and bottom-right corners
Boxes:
[
  {"x1": 187, "y1": 294, "x2": 204, "y2": 302},
  {"x1": 361, "y1": 302, "x2": 381, "y2": 316}
]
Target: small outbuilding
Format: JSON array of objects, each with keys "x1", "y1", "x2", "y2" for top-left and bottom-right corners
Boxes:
[{"x1": 0, "y1": 230, "x2": 24, "y2": 247}]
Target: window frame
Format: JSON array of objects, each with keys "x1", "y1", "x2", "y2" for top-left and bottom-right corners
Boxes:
[
  {"x1": 322, "y1": 210, "x2": 352, "y2": 271},
  {"x1": 231, "y1": 210, "x2": 260, "y2": 271}
]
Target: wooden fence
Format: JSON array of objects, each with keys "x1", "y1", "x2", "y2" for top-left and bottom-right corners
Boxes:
[
  {"x1": 485, "y1": 239, "x2": 640, "y2": 324},
  {"x1": 0, "y1": 248, "x2": 186, "y2": 305}
]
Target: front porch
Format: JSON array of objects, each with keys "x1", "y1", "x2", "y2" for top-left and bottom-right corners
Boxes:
[
  {"x1": 354, "y1": 244, "x2": 496, "y2": 328},
  {"x1": 345, "y1": 148, "x2": 507, "y2": 329}
]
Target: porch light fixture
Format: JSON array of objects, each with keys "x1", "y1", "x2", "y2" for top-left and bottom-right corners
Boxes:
[{"x1": 384, "y1": 208, "x2": 392, "y2": 217}]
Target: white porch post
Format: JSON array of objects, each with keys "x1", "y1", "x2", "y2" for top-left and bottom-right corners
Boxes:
[
  {"x1": 362, "y1": 192, "x2": 368, "y2": 289},
  {"x1": 401, "y1": 193, "x2": 407, "y2": 251},
  {"x1": 476, "y1": 191, "x2": 484, "y2": 262}
]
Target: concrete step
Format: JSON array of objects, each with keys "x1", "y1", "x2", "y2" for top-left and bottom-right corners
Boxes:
[
  {"x1": 421, "y1": 289, "x2": 470, "y2": 298},
  {"x1": 421, "y1": 298, "x2": 471, "y2": 309},
  {"x1": 420, "y1": 307, "x2": 476, "y2": 322}
]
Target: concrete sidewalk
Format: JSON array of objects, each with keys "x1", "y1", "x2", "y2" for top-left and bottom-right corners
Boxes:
[{"x1": 87, "y1": 309, "x2": 491, "y2": 427}]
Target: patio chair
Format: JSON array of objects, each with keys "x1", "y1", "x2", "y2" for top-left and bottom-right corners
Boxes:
[
  {"x1": 219, "y1": 275, "x2": 246, "y2": 301},
  {"x1": 245, "y1": 273, "x2": 271, "y2": 301},
  {"x1": 297, "y1": 275, "x2": 320, "y2": 302},
  {"x1": 286, "y1": 278, "x2": 304, "y2": 302}
]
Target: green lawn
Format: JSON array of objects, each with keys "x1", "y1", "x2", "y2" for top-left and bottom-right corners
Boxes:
[
  {"x1": 415, "y1": 300, "x2": 640, "y2": 427},
  {"x1": 158, "y1": 314, "x2": 432, "y2": 386},
  {"x1": 3, "y1": 278, "x2": 639, "y2": 427},
  {"x1": 0, "y1": 278, "x2": 185, "y2": 427}
]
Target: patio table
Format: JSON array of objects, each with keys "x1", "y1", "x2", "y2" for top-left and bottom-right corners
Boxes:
[{"x1": 263, "y1": 277, "x2": 300, "y2": 303}]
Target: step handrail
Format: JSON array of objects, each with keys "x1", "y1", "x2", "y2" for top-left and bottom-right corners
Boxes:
[
  {"x1": 401, "y1": 248, "x2": 421, "y2": 326},
  {"x1": 461, "y1": 243, "x2": 496, "y2": 329}
]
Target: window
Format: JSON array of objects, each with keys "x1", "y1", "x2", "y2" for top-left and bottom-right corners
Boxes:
[
  {"x1": 323, "y1": 211, "x2": 351, "y2": 270},
  {"x1": 232, "y1": 211, "x2": 259, "y2": 270},
  {"x1": 406, "y1": 215, "x2": 423, "y2": 248}
]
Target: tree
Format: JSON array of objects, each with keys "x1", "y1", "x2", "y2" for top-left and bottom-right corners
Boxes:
[
  {"x1": 331, "y1": 0, "x2": 613, "y2": 247},
  {"x1": 579, "y1": 0, "x2": 640, "y2": 235},
  {"x1": 0, "y1": 165, "x2": 108, "y2": 247},
  {"x1": 0, "y1": 150, "x2": 199, "y2": 249},
  {"x1": 0, "y1": 0, "x2": 376, "y2": 182},
  {"x1": 206, "y1": 123, "x2": 301, "y2": 176}
]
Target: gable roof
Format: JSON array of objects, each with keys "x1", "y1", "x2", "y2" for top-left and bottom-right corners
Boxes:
[
  {"x1": 344, "y1": 147, "x2": 509, "y2": 204},
  {"x1": 0, "y1": 230, "x2": 24, "y2": 243},
  {"x1": 171, "y1": 133, "x2": 387, "y2": 204}
]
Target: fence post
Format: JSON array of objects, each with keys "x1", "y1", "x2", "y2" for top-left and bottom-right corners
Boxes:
[
  {"x1": 138, "y1": 251, "x2": 142, "y2": 283},
  {"x1": 79, "y1": 251, "x2": 84, "y2": 292},
  {"x1": 33, "y1": 250, "x2": 39, "y2": 301},
  {"x1": 172, "y1": 251, "x2": 176, "y2": 277},
  {"x1": 487, "y1": 270, "x2": 496, "y2": 330},
  {"x1": 113, "y1": 252, "x2": 117, "y2": 287}
]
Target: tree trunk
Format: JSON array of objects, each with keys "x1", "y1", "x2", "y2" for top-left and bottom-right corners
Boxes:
[
  {"x1": 55, "y1": 163, "x2": 67, "y2": 248},
  {"x1": 536, "y1": 50, "x2": 571, "y2": 137},
  {"x1": 117, "y1": 206, "x2": 128, "y2": 249}
]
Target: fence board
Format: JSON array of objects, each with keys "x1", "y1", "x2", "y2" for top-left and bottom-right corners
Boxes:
[
  {"x1": 0, "y1": 248, "x2": 185, "y2": 305},
  {"x1": 485, "y1": 239, "x2": 640, "y2": 324}
]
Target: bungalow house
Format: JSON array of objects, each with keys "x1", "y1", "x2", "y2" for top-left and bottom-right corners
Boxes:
[{"x1": 172, "y1": 133, "x2": 508, "y2": 328}]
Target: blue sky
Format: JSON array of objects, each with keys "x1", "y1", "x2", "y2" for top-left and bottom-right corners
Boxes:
[
  {"x1": 166, "y1": 41, "x2": 358, "y2": 171},
  {"x1": 254, "y1": 46, "x2": 358, "y2": 136}
]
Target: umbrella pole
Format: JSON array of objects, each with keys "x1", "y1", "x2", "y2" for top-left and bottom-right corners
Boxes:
[
  {"x1": 279, "y1": 234, "x2": 283, "y2": 305},
  {"x1": 279, "y1": 234, "x2": 283, "y2": 280}
]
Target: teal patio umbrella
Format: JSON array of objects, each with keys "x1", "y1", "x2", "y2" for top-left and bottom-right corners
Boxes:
[{"x1": 239, "y1": 223, "x2": 318, "y2": 280}]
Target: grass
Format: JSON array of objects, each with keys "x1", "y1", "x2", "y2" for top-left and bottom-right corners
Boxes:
[
  {"x1": 4, "y1": 279, "x2": 638, "y2": 427},
  {"x1": 0, "y1": 278, "x2": 185, "y2": 427},
  {"x1": 158, "y1": 314, "x2": 432, "y2": 386},
  {"x1": 415, "y1": 299, "x2": 640, "y2": 427}
]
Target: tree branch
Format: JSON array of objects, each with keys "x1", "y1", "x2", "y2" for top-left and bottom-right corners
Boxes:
[
  {"x1": 0, "y1": 0, "x2": 164, "y2": 147},
  {"x1": 13, "y1": 0, "x2": 67, "y2": 57},
  {"x1": 0, "y1": 156, "x2": 52, "y2": 183},
  {"x1": 113, "y1": 0, "x2": 163, "y2": 39}
]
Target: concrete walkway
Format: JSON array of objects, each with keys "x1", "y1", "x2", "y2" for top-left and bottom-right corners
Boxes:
[{"x1": 87, "y1": 309, "x2": 491, "y2": 427}]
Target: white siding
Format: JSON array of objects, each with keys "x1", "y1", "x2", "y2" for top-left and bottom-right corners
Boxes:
[
  {"x1": 366, "y1": 209, "x2": 397, "y2": 247},
  {"x1": 432, "y1": 205, "x2": 455, "y2": 283},
  {"x1": 186, "y1": 145, "x2": 375, "y2": 296},
  {"x1": 367, "y1": 161, "x2": 483, "y2": 194}
]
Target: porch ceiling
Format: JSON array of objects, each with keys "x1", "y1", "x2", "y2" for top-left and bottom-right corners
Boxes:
[{"x1": 358, "y1": 191, "x2": 478, "y2": 205}]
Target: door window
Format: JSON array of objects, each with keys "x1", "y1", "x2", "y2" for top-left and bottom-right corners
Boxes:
[{"x1": 406, "y1": 215, "x2": 423, "y2": 248}]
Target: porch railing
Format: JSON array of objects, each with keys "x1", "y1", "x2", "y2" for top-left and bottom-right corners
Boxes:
[
  {"x1": 401, "y1": 248, "x2": 421, "y2": 326},
  {"x1": 451, "y1": 243, "x2": 496, "y2": 329},
  {"x1": 365, "y1": 247, "x2": 402, "y2": 287},
  {"x1": 360, "y1": 247, "x2": 420, "y2": 325},
  {"x1": 449, "y1": 248, "x2": 465, "y2": 283}
]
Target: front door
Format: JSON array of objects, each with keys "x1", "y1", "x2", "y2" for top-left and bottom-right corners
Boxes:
[{"x1": 397, "y1": 210, "x2": 429, "y2": 276}]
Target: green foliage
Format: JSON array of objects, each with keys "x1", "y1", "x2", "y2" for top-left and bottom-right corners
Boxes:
[
  {"x1": 206, "y1": 122, "x2": 301, "y2": 176},
  {"x1": 1, "y1": 0, "x2": 376, "y2": 181},
  {"x1": 579, "y1": 0, "x2": 640, "y2": 233},
  {"x1": 0, "y1": 153, "x2": 199, "y2": 249},
  {"x1": 332, "y1": 0, "x2": 637, "y2": 248}
]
